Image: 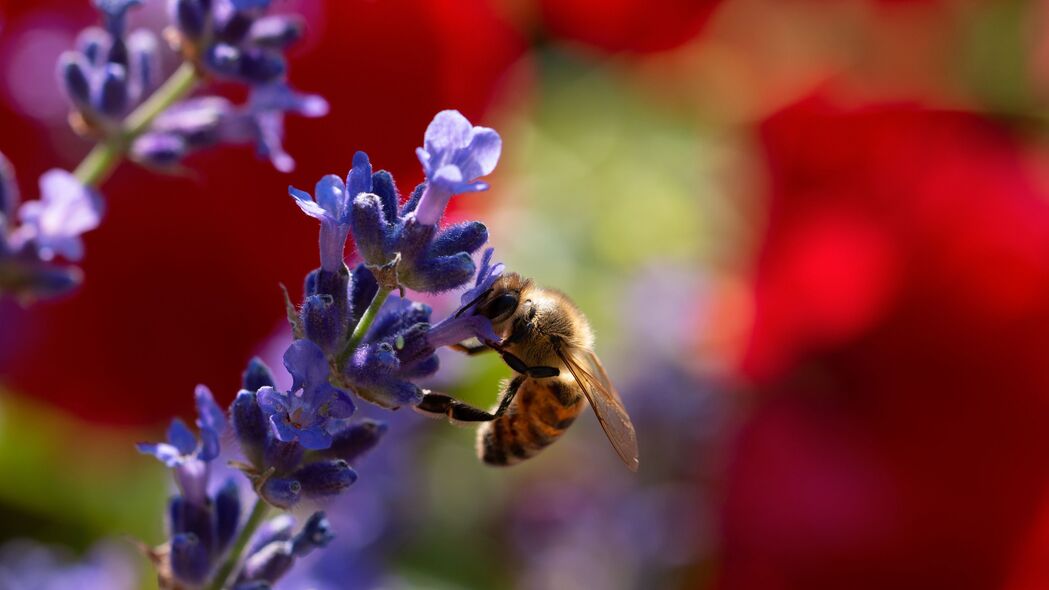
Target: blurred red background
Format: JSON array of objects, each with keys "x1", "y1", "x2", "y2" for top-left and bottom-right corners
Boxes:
[{"x1": 6, "y1": 0, "x2": 1049, "y2": 588}]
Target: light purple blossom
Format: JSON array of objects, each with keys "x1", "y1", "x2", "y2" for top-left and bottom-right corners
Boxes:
[
  {"x1": 14, "y1": 170, "x2": 103, "y2": 262},
  {"x1": 414, "y1": 110, "x2": 502, "y2": 226},
  {"x1": 289, "y1": 151, "x2": 368, "y2": 272}
]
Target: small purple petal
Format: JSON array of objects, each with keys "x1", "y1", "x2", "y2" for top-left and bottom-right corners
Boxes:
[
  {"x1": 346, "y1": 151, "x2": 372, "y2": 200},
  {"x1": 167, "y1": 418, "x2": 197, "y2": 456},
  {"x1": 194, "y1": 384, "x2": 227, "y2": 436},
  {"x1": 256, "y1": 386, "x2": 286, "y2": 417},
  {"x1": 136, "y1": 442, "x2": 184, "y2": 467},
  {"x1": 295, "y1": 425, "x2": 333, "y2": 451},
  {"x1": 19, "y1": 170, "x2": 103, "y2": 262},
  {"x1": 269, "y1": 413, "x2": 304, "y2": 444},
  {"x1": 282, "y1": 339, "x2": 330, "y2": 395},
  {"x1": 427, "y1": 314, "x2": 500, "y2": 348},
  {"x1": 288, "y1": 186, "x2": 328, "y2": 220}
]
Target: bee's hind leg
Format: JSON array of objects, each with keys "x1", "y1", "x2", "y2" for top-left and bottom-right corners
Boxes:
[
  {"x1": 415, "y1": 392, "x2": 496, "y2": 422},
  {"x1": 414, "y1": 378, "x2": 522, "y2": 424}
]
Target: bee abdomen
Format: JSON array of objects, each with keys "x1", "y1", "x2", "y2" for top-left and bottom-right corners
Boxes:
[{"x1": 477, "y1": 379, "x2": 583, "y2": 467}]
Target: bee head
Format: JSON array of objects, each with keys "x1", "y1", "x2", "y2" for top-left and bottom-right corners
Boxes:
[{"x1": 477, "y1": 273, "x2": 529, "y2": 325}]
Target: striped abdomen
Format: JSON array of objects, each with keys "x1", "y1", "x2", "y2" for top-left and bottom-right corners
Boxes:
[{"x1": 477, "y1": 375, "x2": 584, "y2": 466}]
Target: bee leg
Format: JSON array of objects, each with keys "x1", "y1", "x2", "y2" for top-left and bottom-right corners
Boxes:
[
  {"x1": 415, "y1": 379, "x2": 522, "y2": 423},
  {"x1": 415, "y1": 392, "x2": 496, "y2": 422}
]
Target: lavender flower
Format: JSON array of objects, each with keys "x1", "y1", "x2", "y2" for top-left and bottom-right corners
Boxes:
[
  {"x1": 138, "y1": 385, "x2": 348, "y2": 588},
  {"x1": 289, "y1": 151, "x2": 369, "y2": 273},
  {"x1": 14, "y1": 170, "x2": 104, "y2": 262},
  {"x1": 132, "y1": 83, "x2": 328, "y2": 172},
  {"x1": 346, "y1": 111, "x2": 498, "y2": 293},
  {"x1": 169, "y1": 0, "x2": 303, "y2": 85},
  {"x1": 58, "y1": 0, "x2": 158, "y2": 133},
  {"x1": 256, "y1": 339, "x2": 356, "y2": 450},
  {"x1": 414, "y1": 110, "x2": 502, "y2": 224},
  {"x1": 230, "y1": 353, "x2": 382, "y2": 509},
  {"x1": 0, "y1": 162, "x2": 102, "y2": 299}
]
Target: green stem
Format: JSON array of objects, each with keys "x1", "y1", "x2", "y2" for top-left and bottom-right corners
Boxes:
[
  {"x1": 73, "y1": 62, "x2": 199, "y2": 187},
  {"x1": 336, "y1": 287, "x2": 392, "y2": 368},
  {"x1": 205, "y1": 498, "x2": 270, "y2": 590}
]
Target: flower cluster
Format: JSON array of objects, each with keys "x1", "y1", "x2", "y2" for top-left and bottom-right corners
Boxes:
[
  {"x1": 132, "y1": 82, "x2": 328, "y2": 173},
  {"x1": 0, "y1": 154, "x2": 102, "y2": 299},
  {"x1": 168, "y1": 0, "x2": 302, "y2": 85},
  {"x1": 139, "y1": 382, "x2": 340, "y2": 588},
  {"x1": 59, "y1": 0, "x2": 159, "y2": 136},
  {"x1": 0, "y1": 0, "x2": 326, "y2": 301},
  {"x1": 138, "y1": 110, "x2": 505, "y2": 588},
  {"x1": 285, "y1": 111, "x2": 504, "y2": 407}
]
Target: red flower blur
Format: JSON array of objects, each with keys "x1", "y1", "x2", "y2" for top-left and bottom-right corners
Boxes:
[
  {"x1": 0, "y1": 0, "x2": 526, "y2": 425},
  {"x1": 538, "y1": 0, "x2": 722, "y2": 54},
  {"x1": 720, "y1": 97, "x2": 1049, "y2": 589}
]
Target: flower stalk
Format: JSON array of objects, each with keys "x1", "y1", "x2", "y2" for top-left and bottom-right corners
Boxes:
[
  {"x1": 74, "y1": 62, "x2": 199, "y2": 187},
  {"x1": 337, "y1": 286, "x2": 392, "y2": 368},
  {"x1": 204, "y1": 498, "x2": 270, "y2": 590}
]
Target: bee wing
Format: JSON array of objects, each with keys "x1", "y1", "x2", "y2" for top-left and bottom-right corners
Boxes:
[{"x1": 555, "y1": 344, "x2": 640, "y2": 472}]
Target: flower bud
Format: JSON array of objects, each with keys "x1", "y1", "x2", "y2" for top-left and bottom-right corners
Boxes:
[
  {"x1": 97, "y1": 63, "x2": 129, "y2": 116},
  {"x1": 348, "y1": 264, "x2": 378, "y2": 322},
  {"x1": 430, "y1": 221, "x2": 488, "y2": 257},
  {"x1": 242, "y1": 357, "x2": 276, "y2": 391},
  {"x1": 76, "y1": 27, "x2": 109, "y2": 65},
  {"x1": 248, "y1": 514, "x2": 295, "y2": 556},
  {"x1": 237, "y1": 49, "x2": 285, "y2": 84},
  {"x1": 172, "y1": 0, "x2": 207, "y2": 39},
  {"x1": 215, "y1": 479, "x2": 241, "y2": 553},
  {"x1": 324, "y1": 419, "x2": 387, "y2": 463},
  {"x1": 131, "y1": 133, "x2": 187, "y2": 167},
  {"x1": 301, "y1": 294, "x2": 342, "y2": 354},
  {"x1": 216, "y1": 9, "x2": 255, "y2": 44},
  {"x1": 291, "y1": 512, "x2": 334, "y2": 556},
  {"x1": 263, "y1": 437, "x2": 305, "y2": 474},
  {"x1": 58, "y1": 53, "x2": 92, "y2": 109},
  {"x1": 170, "y1": 533, "x2": 211, "y2": 585},
  {"x1": 350, "y1": 193, "x2": 393, "y2": 267},
  {"x1": 249, "y1": 16, "x2": 304, "y2": 48},
  {"x1": 259, "y1": 477, "x2": 301, "y2": 509},
  {"x1": 230, "y1": 390, "x2": 267, "y2": 463},
  {"x1": 169, "y1": 496, "x2": 214, "y2": 554},
  {"x1": 294, "y1": 459, "x2": 357, "y2": 498},
  {"x1": 240, "y1": 541, "x2": 293, "y2": 584}
]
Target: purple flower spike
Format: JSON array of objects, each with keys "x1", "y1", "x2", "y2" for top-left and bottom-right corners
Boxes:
[
  {"x1": 414, "y1": 110, "x2": 502, "y2": 226},
  {"x1": 16, "y1": 170, "x2": 102, "y2": 262},
  {"x1": 257, "y1": 339, "x2": 355, "y2": 450}
]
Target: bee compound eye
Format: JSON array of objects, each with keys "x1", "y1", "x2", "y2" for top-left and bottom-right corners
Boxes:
[{"x1": 483, "y1": 292, "x2": 519, "y2": 321}]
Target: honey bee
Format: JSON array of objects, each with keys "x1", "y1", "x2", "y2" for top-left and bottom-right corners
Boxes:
[{"x1": 416, "y1": 272, "x2": 639, "y2": 472}]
